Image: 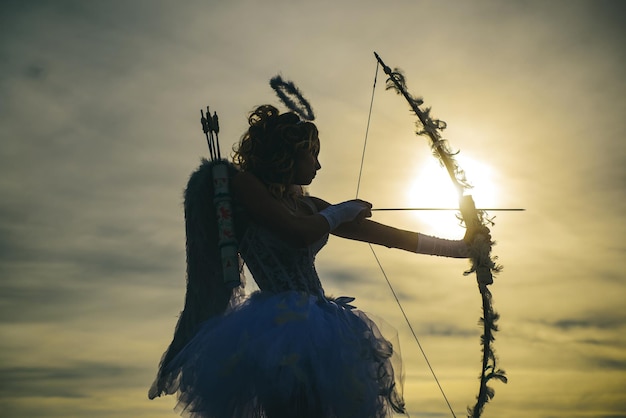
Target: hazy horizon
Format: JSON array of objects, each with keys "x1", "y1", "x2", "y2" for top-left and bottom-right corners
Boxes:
[{"x1": 1, "y1": 1, "x2": 625, "y2": 417}]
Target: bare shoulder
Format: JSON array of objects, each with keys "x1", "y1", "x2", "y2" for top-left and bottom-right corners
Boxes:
[
  {"x1": 231, "y1": 170, "x2": 262, "y2": 192},
  {"x1": 230, "y1": 171, "x2": 287, "y2": 226},
  {"x1": 230, "y1": 171, "x2": 274, "y2": 204}
]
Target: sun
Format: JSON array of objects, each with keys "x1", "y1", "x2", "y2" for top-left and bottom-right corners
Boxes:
[{"x1": 405, "y1": 155, "x2": 498, "y2": 237}]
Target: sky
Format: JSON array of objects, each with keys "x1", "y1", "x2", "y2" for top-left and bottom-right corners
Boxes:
[{"x1": 0, "y1": 0, "x2": 625, "y2": 417}]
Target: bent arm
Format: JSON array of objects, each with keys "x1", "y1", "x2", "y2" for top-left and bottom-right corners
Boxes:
[{"x1": 231, "y1": 172, "x2": 330, "y2": 247}]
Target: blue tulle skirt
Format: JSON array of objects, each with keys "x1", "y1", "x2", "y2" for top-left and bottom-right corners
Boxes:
[{"x1": 166, "y1": 291, "x2": 405, "y2": 418}]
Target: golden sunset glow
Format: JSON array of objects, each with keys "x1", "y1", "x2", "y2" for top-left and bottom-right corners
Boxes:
[
  {"x1": 408, "y1": 155, "x2": 498, "y2": 209},
  {"x1": 2, "y1": 2, "x2": 625, "y2": 418},
  {"x1": 402, "y1": 155, "x2": 499, "y2": 236}
]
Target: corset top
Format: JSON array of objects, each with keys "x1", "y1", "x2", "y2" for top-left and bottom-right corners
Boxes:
[{"x1": 238, "y1": 200, "x2": 328, "y2": 294}]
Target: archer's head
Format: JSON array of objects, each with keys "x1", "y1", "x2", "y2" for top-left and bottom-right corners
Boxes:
[{"x1": 233, "y1": 104, "x2": 320, "y2": 198}]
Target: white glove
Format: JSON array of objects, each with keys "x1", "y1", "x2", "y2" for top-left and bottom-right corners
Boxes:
[
  {"x1": 415, "y1": 233, "x2": 469, "y2": 258},
  {"x1": 319, "y1": 200, "x2": 371, "y2": 231}
]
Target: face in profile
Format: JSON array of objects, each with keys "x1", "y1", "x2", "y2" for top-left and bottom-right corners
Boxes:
[{"x1": 293, "y1": 144, "x2": 321, "y2": 185}]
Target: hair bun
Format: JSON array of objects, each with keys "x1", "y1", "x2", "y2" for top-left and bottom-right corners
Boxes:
[
  {"x1": 249, "y1": 105, "x2": 303, "y2": 139},
  {"x1": 249, "y1": 105, "x2": 279, "y2": 128}
]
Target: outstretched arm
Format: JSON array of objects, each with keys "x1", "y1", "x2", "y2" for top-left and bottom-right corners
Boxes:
[
  {"x1": 334, "y1": 218, "x2": 419, "y2": 252},
  {"x1": 309, "y1": 196, "x2": 488, "y2": 257}
]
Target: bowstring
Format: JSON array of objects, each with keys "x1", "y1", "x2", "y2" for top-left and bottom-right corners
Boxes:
[
  {"x1": 356, "y1": 60, "x2": 378, "y2": 198},
  {"x1": 357, "y1": 59, "x2": 457, "y2": 418}
]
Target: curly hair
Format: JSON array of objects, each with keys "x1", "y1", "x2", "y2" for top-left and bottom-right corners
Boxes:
[{"x1": 232, "y1": 104, "x2": 319, "y2": 198}]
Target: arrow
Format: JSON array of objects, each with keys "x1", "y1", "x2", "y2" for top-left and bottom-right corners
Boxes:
[{"x1": 372, "y1": 207, "x2": 525, "y2": 211}]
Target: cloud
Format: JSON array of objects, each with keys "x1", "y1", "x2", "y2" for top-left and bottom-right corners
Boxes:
[
  {"x1": 420, "y1": 324, "x2": 476, "y2": 338},
  {"x1": 549, "y1": 316, "x2": 625, "y2": 332},
  {"x1": 1, "y1": 1, "x2": 626, "y2": 417},
  {"x1": 0, "y1": 362, "x2": 142, "y2": 399}
]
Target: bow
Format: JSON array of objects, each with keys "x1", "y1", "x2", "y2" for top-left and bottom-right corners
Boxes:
[{"x1": 372, "y1": 52, "x2": 507, "y2": 417}]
